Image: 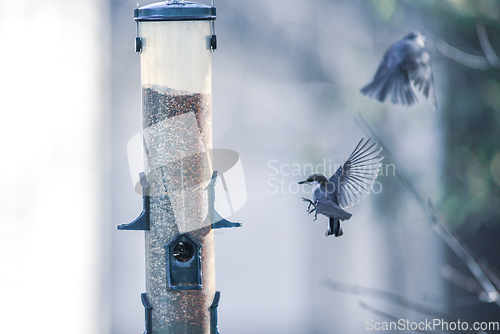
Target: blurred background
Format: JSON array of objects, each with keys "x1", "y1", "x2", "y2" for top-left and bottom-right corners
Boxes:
[{"x1": 1, "y1": 0, "x2": 500, "y2": 333}]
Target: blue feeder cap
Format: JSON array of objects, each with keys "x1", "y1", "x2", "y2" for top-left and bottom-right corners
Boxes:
[{"x1": 134, "y1": 1, "x2": 216, "y2": 21}]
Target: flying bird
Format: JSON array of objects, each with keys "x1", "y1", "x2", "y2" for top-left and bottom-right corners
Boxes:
[
  {"x1": 298, "y1": 138, "x2": 384, "y2": 237},
  {"x1": 360, "y1": 31, "x2": 437, "y2": 109}
]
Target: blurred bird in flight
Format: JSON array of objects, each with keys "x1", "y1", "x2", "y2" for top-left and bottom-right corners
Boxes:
[
  {"x1": 299, "y1": 138, "x2": 384, "y2": 237},
  {"x1": 361, "y1": 31, "x2": 437, "y2": 109}
]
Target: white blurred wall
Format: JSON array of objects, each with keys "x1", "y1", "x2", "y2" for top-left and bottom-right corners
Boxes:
[{"x1": 0, "y1": 0, "x2": 110, "y2": 333}]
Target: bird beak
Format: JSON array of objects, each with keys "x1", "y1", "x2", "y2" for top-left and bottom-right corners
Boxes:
[{"x1": 298, "y1": 180, "x2": 307, "y2": 184}]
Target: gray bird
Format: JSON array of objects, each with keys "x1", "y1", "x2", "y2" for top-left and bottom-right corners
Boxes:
[
  {"x1": 361, "y1": 31, "x2": 437, "y2": 109},
  {"x1": 298, "y1": 138, "x2": 384, "y2": 237}
]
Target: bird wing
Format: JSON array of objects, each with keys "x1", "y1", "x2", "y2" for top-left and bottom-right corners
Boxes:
[
  {"x1": 315, "y1": 198, "x2": 352, "y2": 221},
  {"x1": 409, "y1": 50, "x2": 437, "y2": 109},
  {"x1": 360, "y1": 43, "x2": 418, "y2": 106},
  {"x1": 329, "y1": 138, "x2": 384, "y2": 209}
]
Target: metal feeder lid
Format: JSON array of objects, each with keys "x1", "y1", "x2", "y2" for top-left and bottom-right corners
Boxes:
[{"x1": 134, "y1": 1, "x2": 216, "y2": 21}]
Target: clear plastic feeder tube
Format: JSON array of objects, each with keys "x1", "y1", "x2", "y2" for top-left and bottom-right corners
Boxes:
[{"x1": 135, "y1": 2, "x2": 216, "y2": 333}]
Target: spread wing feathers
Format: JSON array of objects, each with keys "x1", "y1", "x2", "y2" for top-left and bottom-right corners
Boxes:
[
  {"x1": 410, "y1": 51, "x2": 437, "y2": 109},
  {"x1": 360, "y1": 50, "x2": 418, "y2": 106},
  {"x1": 330, "y1": 138, "x2": 384, "y2": 209},
  {"x1": 315, "y1": 198, "x2": 352, "y2": 221}
]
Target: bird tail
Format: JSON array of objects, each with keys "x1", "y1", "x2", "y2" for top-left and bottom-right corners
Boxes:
[
  {"x1": 326, "y1": 218, "x2": 343, "y2": 237},
  {"x1": 361, "y1": 70, "x2": 417, "y2": 106}
]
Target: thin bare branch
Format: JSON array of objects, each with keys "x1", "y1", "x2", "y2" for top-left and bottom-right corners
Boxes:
[
  {"x1": 436, "y1": 39, "x2": 491, "y2": 70},
  {"x1": 476, "y1": 22, "x2": 500, "y2": 68},
  {"x1": 323, "y1": 278, "x2": 452, "y2": 319},
  {"x1": 441, "y1": 264, "x2": 484, "y2": 294},
  {"x1": 428, "y1": 201, "x2": 500, "y2": 306},
  {"x1": 477, "y1": 259, "x2": 500, "y2": 292},
  {"x1": 436, "y1": 22, "x2": 500, "y2": 70}
]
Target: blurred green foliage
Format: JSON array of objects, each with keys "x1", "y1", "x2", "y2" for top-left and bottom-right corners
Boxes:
[{"x1": 436, "y1": 1, "x2": 500, "y2": 230}]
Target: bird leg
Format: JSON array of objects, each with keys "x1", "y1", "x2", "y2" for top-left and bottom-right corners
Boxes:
[
  {"x1": 302, "y1": 197, "x2": 315, "y2": 211},
  {"x1": 301, "y1": 198, "x2": 318, "y2": 220}
]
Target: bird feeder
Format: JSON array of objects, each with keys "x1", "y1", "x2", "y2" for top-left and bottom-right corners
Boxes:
[{"x1": 117, "y1": 1, "x2": 240, "y2": 333}]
